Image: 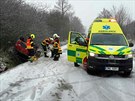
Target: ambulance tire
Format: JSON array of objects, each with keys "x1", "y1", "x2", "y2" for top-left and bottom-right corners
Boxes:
[
  {"x1": 87, "y1": 68, "x2": 96, "y2": 75},
  {"x1": 86, "y1": 68, "x2": 91, "y2": 74},
  {"x1": 122, "y1": 71, "x2": 131, "y2": 77}
]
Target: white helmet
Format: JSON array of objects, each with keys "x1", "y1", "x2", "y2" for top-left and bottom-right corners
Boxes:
[
  {"x1": 53, "y1": 33, "x2": 59, "y2": 38},
  {"x1": 49, "y1": 37, "x2": 53, "y2": 41}
]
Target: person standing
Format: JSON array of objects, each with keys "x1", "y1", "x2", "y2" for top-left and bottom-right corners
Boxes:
[
  {"x1": 41, "y1": 38, "x2": 50, "y2": 57},
  {"x1": 53, "y1": 34, "x2": 60, "y2": 47},
  {"x1": 48, "y1": 37, "x2": 54, "y2": 58},
  {"x1": 52, "y1": 34, "x2": 61, "y2": 60},
  {"x1": 53, "y1": 41, "x2": 59, "y2": 61},
  {"x1": 26, "y1": 34, "x2": 35, "y2": 57}
]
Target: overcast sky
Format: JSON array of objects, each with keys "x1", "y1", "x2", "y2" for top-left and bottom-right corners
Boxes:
[{"x1": 24, "y1": 0, "x2": 135, "y2": 31}]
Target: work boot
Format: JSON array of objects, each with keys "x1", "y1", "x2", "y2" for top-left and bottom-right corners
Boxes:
[
  {"x1": 44, "y1": 53, "x2": 49, "y2": 57},
  {"x1": 50, "y1": 50, "x2": 54, "y2": 58},
  {"x1": 74, "y1": 62, "x2": 80, "y2": 67},
  {"x1": 50, "y1": 53, "x2": 54, "y2": 58},
  {"x1": 45, "y1": 55, "x2": 49, "y2": 57}
]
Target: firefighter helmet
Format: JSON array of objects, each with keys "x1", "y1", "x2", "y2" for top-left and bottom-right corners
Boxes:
[
  {"x1": 49, "y1": 37, "x2": 53, "y2": 41},
  {"x1": 53, "y1": 34, "x2": 59, "y2": 38},
  {"x1": 30, "y1": 34, "x2": 35, "y2": 39}
]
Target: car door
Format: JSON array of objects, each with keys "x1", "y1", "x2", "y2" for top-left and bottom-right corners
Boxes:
[{"x1": 67, "y1": 31, "x2": 88, "y2": 63}]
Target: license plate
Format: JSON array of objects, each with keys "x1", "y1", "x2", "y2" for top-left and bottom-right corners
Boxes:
[{"x1": 105, "y1": 67, "x2": 119, "y2": 71}]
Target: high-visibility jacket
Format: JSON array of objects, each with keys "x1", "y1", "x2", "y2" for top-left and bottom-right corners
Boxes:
[
  {"x1": 53, "y1": 42, "x2": 59, "y2": 49},
  {"x1": 41, "y1": 38, "x2": 50, "y2": 46},
  {"x1": 26, "y1": 38, "x2": 34, "y2": 49},
  {"x1": 53, "y1": 41, "x2": 62, "y2": 54},
  {"x1": 54, "y1": 38, "x2": 60, "y2": 48}
]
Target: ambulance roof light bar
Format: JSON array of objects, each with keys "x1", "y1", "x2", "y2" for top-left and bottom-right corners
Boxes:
[{"x1": 109, "y1": 19, "x2": 116, "y2": 22}]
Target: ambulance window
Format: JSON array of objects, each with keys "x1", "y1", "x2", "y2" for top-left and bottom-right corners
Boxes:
[
  {"x1": 70, "y1": 33, "x2": 79, "y2": 44},
  {"x1": 90, "y1": 33, "x2": 128, "y2": 46},
  {"x1": 70, "y1": 32, "x2": 86, "y2": 46}
]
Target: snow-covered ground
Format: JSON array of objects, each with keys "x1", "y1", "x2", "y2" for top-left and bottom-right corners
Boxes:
[{"x1": 0, "y1": 45, "x2": 135, "y2": 101}]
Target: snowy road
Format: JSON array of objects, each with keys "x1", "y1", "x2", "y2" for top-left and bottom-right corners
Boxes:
[{"x1": 0, "y1": 45, "x2": 135, "y2": 101}]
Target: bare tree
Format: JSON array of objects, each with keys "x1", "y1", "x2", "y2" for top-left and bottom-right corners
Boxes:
[
  {"x1": 98, "y1": 8, "x2": 112, "y2": 18},
  {"x1": 54, "y1": 0, "x2": 72, "y2": 16},
  {"x1": 70, "y1": 16, "x2": 85, "y2": 33},
  {"x1": 110, "y1": 5, "x2": 133, "y2": 39},
  {"x1": 97, "y1": 5, "x2": 134, "y2": 40},
  {"x1": 124, "y1": 21, "x2": 135, "y2": 40},
  {"x1": 98, "y1": 5, "x2": 131, "y2": 27},
  {"x1": 114, "y1": 5, "x2": 129, "y2": 27}
]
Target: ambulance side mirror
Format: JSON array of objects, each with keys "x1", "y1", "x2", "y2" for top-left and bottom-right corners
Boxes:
[{"x1": 129, "y1": 43, "x2": 134, "y2": 47}]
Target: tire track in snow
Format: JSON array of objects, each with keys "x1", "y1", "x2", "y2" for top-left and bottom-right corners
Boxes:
[
  {"x1": 0, "y1": 58, "x2": 56, "y2": 100},
  {"x1": 100, "y1": 78, "x2": 135, "y2": 97},
  {"x1": 77, "y1": 80, "x2": 116, "y2": 101},
  {"x1": 0, "y1": 66, "x2": 81, "y2": 100},
  {"x1": 1, "y1": 46, "x2": 134, "y2": 101},
  {"x1": 74, "y1": 75, "x2": 135, "y2": 101},
  {"x1": 43, "y1": 52, "x2": 80, "y2": 100},
  {"x1": 0, "y1": 48, "x2": 72, "y2": 101}
]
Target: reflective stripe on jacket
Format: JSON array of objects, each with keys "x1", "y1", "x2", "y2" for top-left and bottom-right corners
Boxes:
[
  {"x1": 41, "y1": 38, "x2": 50, "y2": 46},
  {"x1": 54, "y1": 38, "x2": 60, "y2": 49}
]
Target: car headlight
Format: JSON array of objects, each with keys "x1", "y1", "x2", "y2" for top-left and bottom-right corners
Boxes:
[
  {"x1": 127, "y1": 54, "x2": 133, "y2": 58},
  {"x1": 89, "y1": 52, "x2": 96, "y2": 57}
]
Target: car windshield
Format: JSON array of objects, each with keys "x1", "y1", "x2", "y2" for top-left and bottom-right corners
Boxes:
[{"x1": 90, "y1": 33, "x2": 128, "y2": 46}]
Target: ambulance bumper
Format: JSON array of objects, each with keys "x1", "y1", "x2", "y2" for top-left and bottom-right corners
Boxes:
[{"x1": 87, "y1": 56, "x2": 133, "y2": 72}]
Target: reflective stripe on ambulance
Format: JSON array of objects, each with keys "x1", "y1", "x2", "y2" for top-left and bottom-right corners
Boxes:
[
  {"x1": 68, "y1": 48, "x2": 87, "y2": 63},
  {"x1": 89, "y1": 45, "x2": 131, "y2": 55}
]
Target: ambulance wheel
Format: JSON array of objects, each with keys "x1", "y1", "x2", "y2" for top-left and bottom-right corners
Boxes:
[
  {"x1": 87, "y1": 67, "x2": 96, "y2": 75},
  {"x1": 86, "y1": 68, "x2": 91, "y2": 74},
  {"x1": 122, "y1": 71, "x2": 131, "y2": 77}
]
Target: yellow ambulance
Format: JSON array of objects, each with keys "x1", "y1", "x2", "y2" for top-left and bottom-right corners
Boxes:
[{"x1": 67, "y1": 18, "x2": 134, "y2": 76}]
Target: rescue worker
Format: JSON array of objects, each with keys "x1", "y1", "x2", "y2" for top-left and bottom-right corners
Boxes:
[
  {"x1": 48, "y1": 37, "x2": 54, "y2": 58},
  {"x1": 53, "y1": 33, "x2": 62, "y2": 53},
  {"x1": 26, "y1": 34, "x2": 35, "y2": 57},
  {"x1": 53, "y1": 34, "x2": 60, "y2": 46},
  {"x1": 41, "y1": 37, "x2": 51, "y2": 57},
  {"x1": 52, "y1": 34, "x2": 61, "y2": 60},
  {"x1": 53, "y1": 41, "x2": 59, "y2": 61}
]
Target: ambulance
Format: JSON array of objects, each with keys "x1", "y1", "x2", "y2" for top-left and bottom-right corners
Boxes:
[{"x1": 67, "y1": 18, "x2": 134, "y2": 76}]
